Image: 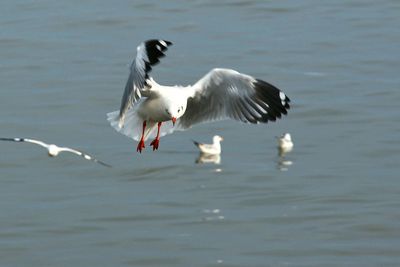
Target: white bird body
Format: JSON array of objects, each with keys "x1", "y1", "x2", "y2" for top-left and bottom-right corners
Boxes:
[
  {"x1": 47, "y1": 144, "x2": 61, "y2": 156},
  {"x1": 0, "y1": 138, "x2": 111, "y2": 167},
  {"x1": 108, "y1": 81, "x2": 190, "y2": 146},
  {"x1": 193, "y1": 135, "x2": 223, "y2": 155},
  {"x1": 107, "y1": 39, "x2": 291, "y2": 153},
  {"x1": 277, "y1": 133, "x2": 294, "y2": 154},
  {"x1": 136, "y1": 81, "x2": 189, "y2": 123}
]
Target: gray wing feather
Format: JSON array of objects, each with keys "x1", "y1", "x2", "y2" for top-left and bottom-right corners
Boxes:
[
  {"x1": 119, "y1": 39, "x2": 172, "y2": 124},
  {"x1": 60, "y1": 147, "x2": 112, "y2": 167},
  {"x1": 0, "y1": 137, "x2": 49, "y2": 148},
  {"x1": 177, "y1": 68, "x2": 290, "y2": 129}
]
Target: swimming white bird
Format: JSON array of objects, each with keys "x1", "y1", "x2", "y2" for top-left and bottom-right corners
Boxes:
[
  {"x1": 193, "y1": 135, "x2": 223, "y2": 155},
  {"x1": 0, "y1": 137, "x2": 111, "y2": 167},
  {"x1": 107, "y1": 39, "x2": 291, "y2": 153},
  {"x1": 277, "y1": 133, "x2": 294, "y2": 155}
]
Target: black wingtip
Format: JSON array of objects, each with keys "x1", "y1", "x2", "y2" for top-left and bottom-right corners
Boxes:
[
  {"x1": 192, "y1": 140, "x2": 200, "y2": 147},
  {"x1": 97, "y1": 160, "x2": 113, "y2": 168},
  {"x1": 161, "y1": 40, "x2": 173, "y2": 46},
  {"x1": 145, "y1": 39, "x2": 172, "y2": 45},
  {"x1": 0, "y1": 137, "x2": 24, "y2": 142},
  {"x1": 144, "y1": 39, "x2": 173, "y2": 66},
  {"x1": 252, "y1": 79, "x2": 291, "y2": 123}
]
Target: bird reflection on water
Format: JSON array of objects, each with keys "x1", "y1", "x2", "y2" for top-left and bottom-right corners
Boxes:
[{"x1": 195, "y1": 153, "x2": 221, "y2": 165}]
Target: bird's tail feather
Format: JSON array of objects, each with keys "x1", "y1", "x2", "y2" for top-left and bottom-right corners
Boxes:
[
  {"x1": 107, "y1": 108, "x2": 177, "y2": 142},
  {"x1": 107, "y1": 110, "x2": 144, "y2": 141},
  {"x1": 192, "y1": 140, "x2": 200, "y2": 147}
]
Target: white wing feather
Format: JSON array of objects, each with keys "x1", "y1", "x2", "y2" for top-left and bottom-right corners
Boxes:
[
  {"x1": 58, "y1": 147, "x2": 112, "y2": 167},
  {"x1": 176, "y1": 68, "x2": 290, "y2": 129},
  {"x1": 118, "y1": 39, "x2": 172, "y2": 127}
]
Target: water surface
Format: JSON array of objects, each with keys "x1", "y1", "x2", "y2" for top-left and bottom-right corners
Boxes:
[{"x1": 1, "y1": 0, "x2": 400, "y2": 266}]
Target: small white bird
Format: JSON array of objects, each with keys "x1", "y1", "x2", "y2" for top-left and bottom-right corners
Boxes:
[
  {"x1": 107, "y1": 39, "x2": 291, "y2": 153},
  {"x1": 193, "y1": 135, "x2": 224, "y2": 155},
  {"x1": 277, "y1": 133, "x2": 294, "y2": 155},
  {"x1": 0, "y1": 138, "x2": 111, "y2": 167}
]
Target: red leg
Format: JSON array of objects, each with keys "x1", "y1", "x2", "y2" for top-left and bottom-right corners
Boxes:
[
  {"x1": 136, "y1": 121, "x2": 146, "y2": 153},
  {"x1": 150, "y1": 122, "x2": 162, "y2": 151}
]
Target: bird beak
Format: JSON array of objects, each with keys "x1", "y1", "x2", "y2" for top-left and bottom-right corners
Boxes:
[{"x1": 172, "y1": 117, "x2": 177, "y2": 126}]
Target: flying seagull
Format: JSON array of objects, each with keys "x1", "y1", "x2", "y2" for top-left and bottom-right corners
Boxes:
[
  {"x1": 0, "y1": 138, "x2": 112, "y2": 167},
  {"x1": 193, "y1": 135, "x2": 223, "y2": 155},
  {"x1": 107, "y1": 39, "x2": 291, "y2": 153}
]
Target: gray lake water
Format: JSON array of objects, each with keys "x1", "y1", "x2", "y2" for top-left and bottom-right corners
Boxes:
[{"x1": 1, "y1": 0, "x2": 400, "y2": 266}]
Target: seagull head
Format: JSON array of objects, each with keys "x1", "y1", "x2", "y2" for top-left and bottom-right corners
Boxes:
[
  {"x1": 282, "y1": 133, "x2": 292, "y2": 142},
  {"x1": 165, "y1": 108, "x2": 176, "y2": 125},
  {"x1": 213, "y1": 135, "x2": 224, "y2": 143},
  {"x1": 165, "y1": 102, "x2": 187, "y2": 126},
  {"x1": 276, "y1": 133, "x2": 292, "y2": 142}
]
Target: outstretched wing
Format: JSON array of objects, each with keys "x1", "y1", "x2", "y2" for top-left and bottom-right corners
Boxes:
[
  {"x1": 0, "y1": 137, "x2": 25, "y2": 142},
  {"x1": 177, "y1": 68, "x2": 290, "y2": 129},
  {"x1": 118, "y1": 39, "x2": 172, "y2": 126},
  {"x1": 0, "y1": 137, "x2": 49, "y2": 148},
  {"x1": 59, "y1": 147, "x2": 112, "y2": 167}
]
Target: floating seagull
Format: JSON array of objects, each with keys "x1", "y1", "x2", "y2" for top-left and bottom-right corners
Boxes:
[
  {"x1": 193, "y1": 135, "x2": 223, "y2": 155},
  {"x1": 0, "y1": 138, "x2": 111, "y2": 167},
  {"x1": 107, "y1": 39, "x2": 291, "y2": 153},
  {"x1": 277, "y1": 133, "x2": 294, "y2": 155}
]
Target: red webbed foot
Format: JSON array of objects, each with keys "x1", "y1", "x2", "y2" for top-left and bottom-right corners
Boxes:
[
  {"x1": 137, "y1": 120, "x2": 147, "y2": 153},
  {"x1": 150, "y1": 122, "x2": 162, "y2": 151},
  {"x1": 150, "y1": 138, "x2": 160, "y2": 151},
  {"x1": 136, "y1": 139, "x2": 145, "y2": 153}
]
